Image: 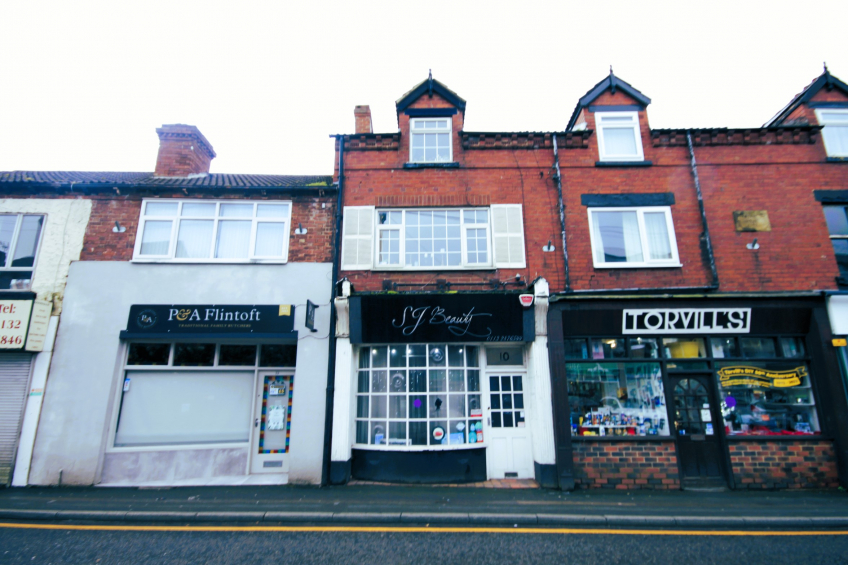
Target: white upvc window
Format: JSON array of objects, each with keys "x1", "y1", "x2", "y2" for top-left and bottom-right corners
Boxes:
[
  {"x1": 0, "y1": 214, "x2": 45, "y2": 291},
  {"x1": 341, "y1": 205, "x2": 525, "y2": 271},
  {"x1": 596, "y1": 111, "x2": 644, "y2": 161},
  {"x1": 133, "y1": 200, "x2": 292, "y2": 262},
  {"x1": 588, "y1": 206, "x2": 681, "y2": 268},
  {"x1": 410, "y1": 118, "x2": 452, "y2": 163},
  {"x1": 816, "y1": 109, "x2": 848, "y2": 157}
]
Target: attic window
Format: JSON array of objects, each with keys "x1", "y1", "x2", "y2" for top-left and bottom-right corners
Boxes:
[
  {"x1": 816, "y1": 109, "x2": 848, "y2": 157},
  {"x1": 410, "y1": 118, "x2": 452, "y2": 163},
  {"x1": 596, "y1": 112, "x2": 644, "y2": 162}
]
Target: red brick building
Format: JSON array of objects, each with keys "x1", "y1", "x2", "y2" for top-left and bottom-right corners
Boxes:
[{"x1": 328, "y1": 70, "x2": 848, "y2": 490}]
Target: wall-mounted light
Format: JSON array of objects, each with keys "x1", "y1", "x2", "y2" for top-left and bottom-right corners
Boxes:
[
  {"x1": 295, "y1": 223, "x2": 308, "y2": 235},
  {"x1": 112, "y1": 221, "x2": 126, "y2": 233},
  {"x1": 543, "y1": 240, "x2": 555, "y2": 252},
  {"x1": 746, "y1": 238, "x2": 759, "y2": 250}
]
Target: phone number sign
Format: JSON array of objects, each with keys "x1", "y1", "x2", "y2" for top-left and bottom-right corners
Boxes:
[{"x1": 0, "y1": 300, "x2": 33, "y2": 349}]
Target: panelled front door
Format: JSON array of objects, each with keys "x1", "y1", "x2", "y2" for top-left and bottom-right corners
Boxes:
[
  {"x1": 485, "y1": 373, "x2": 534, "y2": 479},
  {"x1": 669, "y1": 375, "x2": 726, "y2": 484},
  {"x1": 250, "y1": 372, "x2": 293, "y2": 474}
]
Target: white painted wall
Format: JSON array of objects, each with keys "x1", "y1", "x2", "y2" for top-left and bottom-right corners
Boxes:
[
  {"x1": 0, "y1": 198, "x2": 92, "y2": 314},
  {"x1": 28, "y1": 261, "x2": 332, "y2": 485}
]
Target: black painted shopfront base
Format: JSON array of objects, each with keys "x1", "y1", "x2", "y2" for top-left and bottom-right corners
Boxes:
[
  {"x1": 534, "y1": 462, "x2": 558, "y2": 488},
  {"x1": 329, "y1": 460, "x2": 351, "y2": 485},
  {"x1": 351, "y1": 448, "x2": 487, "y2": 483}
]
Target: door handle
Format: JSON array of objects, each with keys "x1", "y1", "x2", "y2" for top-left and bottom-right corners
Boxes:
[
  {"x1": 487, "y1": 417, "x2": 491, "y2": 426},
  {"x1": 255, "y1": 418, "x2": 259, "y2": 428}
]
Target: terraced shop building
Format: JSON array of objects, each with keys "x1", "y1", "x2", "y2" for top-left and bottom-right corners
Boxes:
[{"x1": 1, "y1": 124, "x2": 337, "y2": 486}]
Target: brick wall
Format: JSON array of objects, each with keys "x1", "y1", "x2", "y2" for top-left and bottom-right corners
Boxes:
[
  {"x1": 572, "y1": 441, "x2": 680, "y2": 489},
  {"x1": 728, "y1": 440, "x2": 839, "y2": 489},
  {"x1": 78, "y1": 191, "x2": 335, "y2": 263}
]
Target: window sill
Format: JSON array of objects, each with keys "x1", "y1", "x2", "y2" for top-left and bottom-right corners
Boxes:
[
  {"x1": 403, "y1": 162, "x2": 460, "y2": 169},
  {"x1": 595, "y1": 160, "x2": 653, "y2": 167},
  {"x1": 825, "y1": 157, "x2": 848, "y2": 163},
  {"x1": 592, "y1": 263, "x2": 682, "y2": 269}
]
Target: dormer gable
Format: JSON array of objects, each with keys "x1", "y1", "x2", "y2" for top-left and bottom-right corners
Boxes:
[
  {"x1": 395, "y1": 73, "x2": 466, "y2": 129},
  {"x1": 566, "y1": 70, "x2": 651, "y2": 131},
  {"x1": 765, "y1": 67, "x2": 848, "y2": 127}
]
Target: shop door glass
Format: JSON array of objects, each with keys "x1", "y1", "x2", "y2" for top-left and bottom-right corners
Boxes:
[
  {"x1": 485, "y1": 373, "x2": 534, "y2": 479},
  {"x1": 670, "y1": 375, "x2": 725, "y2": 482},
  {"x1": 250, "y1": 372, "x2": 293, "y2": 474}
]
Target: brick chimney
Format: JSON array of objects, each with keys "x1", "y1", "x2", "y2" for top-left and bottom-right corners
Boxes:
[
  {"x1": 354, "y1": 106, "x2": 372, "y2": 134},
  {"x1": 154, "y1": 124, "x2": 217, "y2": 177}
]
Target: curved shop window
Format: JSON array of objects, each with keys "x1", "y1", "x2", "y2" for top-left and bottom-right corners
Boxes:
[
  {"x1": 567, "y1": 362, "x2": 670, "y2": 437},
  {"x1": 355, "y1": 344, "x2": 482, "y2": 448}
]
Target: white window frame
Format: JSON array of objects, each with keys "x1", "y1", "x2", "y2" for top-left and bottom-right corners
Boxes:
[
  {"x1": 596, "y1": 111, "x2": 644, "y2": 162},
  {"x1": 0, "y1": 213, "x2": 46, "y2": 291},
  {"x1": 815, "y1": 109, "x2": 848, "y2": 158},
  {"x1": 409, "y1": 118, "x2": 453, "y2": 163},
  {"x1": 587, "y1": 206, "x2": 681, "y2": 269},
  {"x1": 132, "y1": 200, "x2": 292, "y2": 263}
]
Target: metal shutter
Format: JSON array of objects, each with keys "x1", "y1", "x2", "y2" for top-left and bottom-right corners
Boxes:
[{"x1": 0, "y1": 353, "x2": 33, "y2": 485}]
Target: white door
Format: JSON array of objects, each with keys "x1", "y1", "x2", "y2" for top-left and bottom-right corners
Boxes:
[
  {"x1": 250, "y1": 372, "x2": 293, "y2": 474},
  {"x1": 485, "y1": 372, "x2": 534, "y2": 479}
]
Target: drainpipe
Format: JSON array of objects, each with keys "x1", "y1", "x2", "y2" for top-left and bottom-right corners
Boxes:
[
  {"x1": 320, "y1": 136, "x2": 345, "y2": 486},
  {"x1": 552, "y1": 135, "x2": 570, "y2": 292},
  {"x1": 686, "y1": 131, "x2": 719, "y2": 290}
]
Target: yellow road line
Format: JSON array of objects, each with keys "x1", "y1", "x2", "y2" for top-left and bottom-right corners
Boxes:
[{"x1": 0, "y1": 523, "x2": 846, "y2": 536}]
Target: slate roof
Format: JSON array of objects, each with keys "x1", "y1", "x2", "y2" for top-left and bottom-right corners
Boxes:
[
  {"x1": 566, "y1": 71, "x2": 651, "y2": 131},
  {"x1": 395, "y1": 74, "x2": 467, "y2": 112},
  {"x1": 763, "y1": 68, "x2": 848, "y2": 127},
  {"x1": 0, "y1": 171, "x2": 335, "y2": 190}
]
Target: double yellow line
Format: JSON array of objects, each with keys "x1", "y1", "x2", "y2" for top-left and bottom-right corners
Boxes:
[{"x1": 2, "y1": 523, "x2": 847, "y2": 536}]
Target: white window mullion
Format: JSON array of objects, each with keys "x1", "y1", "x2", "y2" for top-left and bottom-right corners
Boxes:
[
  {"x1": 637, "y1": 210, "x2": 651, "y2": 260},
  {"x1": 6, "y1": 215, "x2": 23, "y2": 268},
  {"x1": 398, "y1": 212, "x2": 407, "y2": 268}
]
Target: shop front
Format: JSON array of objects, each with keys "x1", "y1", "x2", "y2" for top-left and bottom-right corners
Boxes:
[
  {"x1": 549, "y1": 297, "x2": 846, "y2": 490},
  {"x1": 330, "y1": 288, "x2": 558, "y2": 485}
]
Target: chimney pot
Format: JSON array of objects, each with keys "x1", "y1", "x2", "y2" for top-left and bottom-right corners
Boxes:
[
  {"x1": 354, "y1": 105, "x2": 372, "y2": 134},
  {"x1": 154, "y1": 124, "x2": 216, "y2": 177}
]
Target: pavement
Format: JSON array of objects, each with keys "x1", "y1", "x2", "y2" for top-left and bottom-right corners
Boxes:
[{"x1": 1, "y1": 482, "x2": 847, "y2": 528}]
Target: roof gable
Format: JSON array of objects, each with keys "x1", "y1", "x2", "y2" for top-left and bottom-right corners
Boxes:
[
  {"x1": 764, "y1": 68, "x2": 848, "y2": 126},
  {"x1": 395, "y1": 73, "x2": 466, "y2": 113},
  {"x1": 566, "y1": 71, "x2": 651, "y2": 130}
]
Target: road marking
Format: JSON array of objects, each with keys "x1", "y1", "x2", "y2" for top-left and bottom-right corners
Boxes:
[{"x1": 0, "y1": 523, "x2": 846, "y2": 535}]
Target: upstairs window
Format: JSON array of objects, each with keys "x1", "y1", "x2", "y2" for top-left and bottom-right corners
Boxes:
[
  {"x1": 0, "y1": 214, "x2": 45, "y2": 290},
  {"x1": 341, "y1": 205, "x2": 525, "y2": 271},
  {"x1": 133, "y1": 200, "x2": 291, "y2": 262},
  {"x1": 823, "y1": 205, "x2": 848, "y2": 285},
  {"x1": 816, "y1": 109, "x2": 848, "y2": 157},
  {"x1": 596, "y1": 111, "x2": 644, "y2": 161},
  {"x1": 410, "y1": 118, "x2": 452, "y2": 163},
  {"x1": 588, "y1": 206, "x2": 680, "y2": 268}
]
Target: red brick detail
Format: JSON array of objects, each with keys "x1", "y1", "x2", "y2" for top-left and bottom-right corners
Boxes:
[
  {"x1": 78, "y1": 192, "x2": 335, "y2": 263},
  {"x1": 354, "y1": 106, "x2": 373, "y2": 134},
  {"x1": 651, "y1": 128, "x2": 819, "y2": 147},
  {"x1": 460, "y1": 132, "x2": 591, "y2": 151},
  {"x1": 572, "y1": 441, "x2": 680, "y2": 490},
  {"x1": 376, "y1": 194, "x2": 490, "y2": 207},
  {"x1": 728, "y1": 440, "x2": 839, "y2": 489},
  {"x1": 154, "y1": 125, "x2": 216, "y2": 177}
]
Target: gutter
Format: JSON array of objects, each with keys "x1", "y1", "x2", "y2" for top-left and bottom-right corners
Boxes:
[{"x1": 320, "y1": 138, "x2": 345, "y2": 486}]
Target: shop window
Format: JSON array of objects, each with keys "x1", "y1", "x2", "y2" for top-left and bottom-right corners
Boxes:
[
  {"x1": 717, "y1": 362, "x2": 819, "y2": 436},
  {"x1": 822, "y1": 205, "x2": 848, "y2": 286},
  {"x1": 590, "y1": 338, "x2": 626, "y2": 359},
  {"x1": 567, "y1": 362, "x2": 669, "y2": 437},
  {"x1": 563, "y1": 339, "x2": 589, "y2": 359},
  {"x1": 0, "y1": 214, "x2": 45, "y2": 291},
  {"x1": 588, "y1": 207, "x2": 680, "y2": 268},
  {"x1": 341, "y1": 205, "x2": 526, "y2": 271},
  {"x1": 127, "y1": 343, "x2": 171, "y2": 365},
  {"x1": 710, "y1": 337, "x2": 739, "y2": 358},
  {"x1": 410, "y1": 118, "x2": 452, "y2": 163},
  {"x1": 355, "y1": 344, "x2": 482, "y2": 448},
  {"x1": 219, "y1": 345, "x2": 258, "y2": 366},
  {"x1": 740, "y1": 337, "x2": 777, "y2": 358},
  {"x1": 174, "y1": 343, "x2": 216, "y2": 366},
  {"x1": 779, "y1": 337, "x2": 806, "y2": 359},
  {"x1": 259, "y1": 344, "x2": 298, "y2": 367},
  {"x1": 815, "y1": 109, "x2": 848, "y2": 157},
  {"x1": 133, "y1": 200, "x2": 292, "y2": 262},
  {"x1": 596, "y1": 111, "x2": 644, "y2": 161},
  {"x1": 628, "y1": 337, "x2": 660, "y2": 359}
]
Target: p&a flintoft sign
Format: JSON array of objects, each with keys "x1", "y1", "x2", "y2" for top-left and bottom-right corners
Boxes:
[{"x1": 125, "y1": 304, "x2": 295, "y2": 335}]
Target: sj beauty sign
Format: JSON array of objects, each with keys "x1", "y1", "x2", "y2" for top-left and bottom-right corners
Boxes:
[
  {"x1": 623, "y1": 308, "x2": 751, "y2": 334},
  {"x1": 123, "y1": 304, "x2": 295, "y2": 336}
]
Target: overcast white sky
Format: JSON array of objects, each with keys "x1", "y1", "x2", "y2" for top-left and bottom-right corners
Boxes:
[{"x1": 1, "y1": 0, "x2": 846, "y2": 175}]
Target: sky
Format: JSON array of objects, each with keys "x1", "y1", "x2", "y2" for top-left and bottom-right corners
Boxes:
[{"x1": 1, "y1": 0, "x2": 846, "y2": 176}]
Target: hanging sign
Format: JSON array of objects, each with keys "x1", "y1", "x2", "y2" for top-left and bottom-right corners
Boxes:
[
  {"x1": 123, "y1": 304, "x2": 295, "y2": 336},
  {"x1": 25, "y1": 300, "x2": 52, "y2": 352},
  {"x1": 718, "y1": 365, "x2": 807, "y2": 388},
  {"x1": 305, "y1": 300, "x2": 318, "y2": 332},
  {"x1": 0, "y1": 299, "x2": 34, "y2": 350},
  {"x1": 350, "y1": 294, "x2": 534, "y2": 344},
  {"x1": 623, "y1": 308, "x2": 751, "y2": 334}
]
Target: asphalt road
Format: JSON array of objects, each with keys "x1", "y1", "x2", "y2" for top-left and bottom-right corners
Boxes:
[{"x1": 2, "y1": 525, "x2": 848, "y2": 565}]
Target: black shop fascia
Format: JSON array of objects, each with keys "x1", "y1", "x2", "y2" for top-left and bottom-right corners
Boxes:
[{"x1": 348, "y1": 292, "x2": 534, "y2": 484}]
